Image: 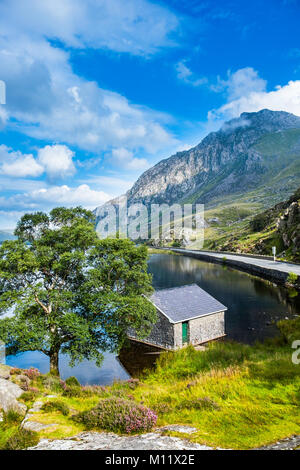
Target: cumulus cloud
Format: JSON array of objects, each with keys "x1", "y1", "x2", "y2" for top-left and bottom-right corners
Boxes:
[
  {"x1": 208, "y1": 68, "x2": 300, "y2": 125},
  {"x1": 0, "y1": 144, "x2": 76, "y2": 179},
  {"x1": 0, "y1": 0, "x2": 177, "y2": 155},
  {"x1": 1, "y1": 184, "x2": 110, "y2": 212},
  {"x1": 211, "y1": 67, "x2": 267, "y2": 99},
  {"x1": 38, "y1": 145, "x2": 75, "y2": 179},
  {"x1": 0, "y1": 145, "x2": 43, "y2": 178},
  {"x1": 175, "y1": 60, "x2": 207, "y2": 87},
  {"x1": 0, "y1": 0, "x2": 178, "y2": 56}
]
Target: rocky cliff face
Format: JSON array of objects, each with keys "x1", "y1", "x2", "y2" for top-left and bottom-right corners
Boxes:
[
  {"x1": 125, "y1": 109, "x2": 300, "y2": 207},
  {"x1": 95, "y1": 110, "x2": 300, "y2": 225},
  {"x1": 277, "y1": 200, "x2": 300, "y2": 255}
]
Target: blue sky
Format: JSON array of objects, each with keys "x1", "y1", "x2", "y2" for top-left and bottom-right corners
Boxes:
[{"x1": 0, "y1": 0, "x2": 300, "y2": 230}]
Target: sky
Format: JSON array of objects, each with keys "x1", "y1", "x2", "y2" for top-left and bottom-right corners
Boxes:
[{"x1": 0, "y1": 0, "x2": 300, "y2": 231}]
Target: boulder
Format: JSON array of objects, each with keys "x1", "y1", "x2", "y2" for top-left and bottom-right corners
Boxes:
[{"x1": 0, "y1": 378, "x2": 27, "y2": 416}]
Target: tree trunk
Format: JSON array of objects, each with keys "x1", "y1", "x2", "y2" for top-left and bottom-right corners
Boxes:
[{"x1": 49, "y1": 350, "x2": 60, "y2": 376}]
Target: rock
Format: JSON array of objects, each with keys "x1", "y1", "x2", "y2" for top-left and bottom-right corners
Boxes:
[
  {"x1": 22, "y1": 421, "x2": 58, "y2": 432},
  {"x1": 0, "y1": 377, "x2": 27, "y2": 415},
  {"x1": 14, "y1": 374, "x2": 31, "y2": 390},
  {"x1": 159, "y1": 425, "x2": 198, "y2": 434},
  {"x1": 28, "y1": 431, "x2": 213, "y2": 450},
  {"x1": 0, "y1": 364, "x2": 11, "y2": 380},
  {"x1": 21, "y1": 398, "x2": 58, "y2": 433}
]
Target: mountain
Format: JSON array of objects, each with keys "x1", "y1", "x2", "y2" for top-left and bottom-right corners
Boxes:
[
  {"x1": 126, "y1": 109, "x2": 300, "y2": 208},
  {"x1": 217, "y1": 186, "x2": 300, "y2": 261},
  {"x1": 95, "y1": 109, "x2": 300, "y2": 247}
]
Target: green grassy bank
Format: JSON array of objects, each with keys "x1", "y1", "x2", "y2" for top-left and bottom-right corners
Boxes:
[{"x1": 0, "y1": 317, "x2": 300, "y2": 450}]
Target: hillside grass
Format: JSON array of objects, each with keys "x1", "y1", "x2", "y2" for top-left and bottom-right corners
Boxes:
[
  {"x1": 132, "y1": 341, "x2": 300, "y2": 449},
  {"x1": 1, "y1": 317, "x2": 299, "y2": 449}
]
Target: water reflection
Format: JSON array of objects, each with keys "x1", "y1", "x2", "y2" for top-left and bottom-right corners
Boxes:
[
  {"x1": 5, "y1": 253, "x2": 300, "y2": 384},
  {"x1": 148, "y1": 254, "x2": 300, "y2": 344}
]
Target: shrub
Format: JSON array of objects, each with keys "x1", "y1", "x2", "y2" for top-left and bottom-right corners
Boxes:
[
  {"x1": 126, "y1": 378, "x2": 140, "y2": 390},
  {"x1": 23, "y1": 368, "x2": 41, "y2": 380},
  {"x1": 171, "y1": 240, "x2": 182, "y2": 248},
  {"x1": 287, "y1": 272, "x2": 298, "y2": 285},
  {"x1": 65, "y1": 376, "x2": 80, "y2": 387},
  {"x1": 73, "y1": 398, "x2": 157, "y2": 434},
  {"x1": 277, "y1": 317, "x2": 300, "y2": 343},
  {"x1": 40, "y1": 374, "x2": 65, "y2": 392},
  {"x1": 4, "y1": 429, "x2": 39, "y2": 450},
  {"x1": 9, "y1": 368, "x2": 23, "y2": 376},
  {"x1": 62, "y1": 386, "x2": 83, "y2": 398},
  {"x1": 42, "y1": 400, "x2": 70, "y2": 416},
  {"x1": 20, "y1": 389, "x2": 40, "y2": 403},
  {"x1": 80, "y1": 385, "x2": 107, "y2": 397},
  {"x1": 177, "y1": 397, "x2": 220, "y2": 411},
  {"x1": 2, "y1": 410, "x2": 23, "y2": 427}
]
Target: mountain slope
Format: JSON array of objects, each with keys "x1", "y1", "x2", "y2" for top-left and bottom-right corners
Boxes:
[
  {"x1": 126, "y1": 109, "x2": 300, "y2": 209},
  {"x1": 214, "y1": 187, "x2": 300, "y2": 261},
  {"x1": 95, "y1": 109, "x2": 300, "y2": 247}
]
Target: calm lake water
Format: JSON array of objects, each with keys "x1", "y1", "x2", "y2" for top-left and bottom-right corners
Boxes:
[{"x1": 6, "y1": 253, "x2": 300, "y2": 384}]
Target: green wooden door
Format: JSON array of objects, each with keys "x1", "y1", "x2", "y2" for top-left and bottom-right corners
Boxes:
[{"x1": 182, "y1": 321, "x2": 188, "y2": 344}]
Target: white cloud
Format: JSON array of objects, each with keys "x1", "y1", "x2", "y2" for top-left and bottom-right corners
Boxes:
[
  {"x1": 28, "y1": 184, "x2": 110, "y2": 209},
  {"x1": 111, "y1": 148, "x2": 149, "y2": 170},
  {"x1": 0, "y1": 144, "x2": 76, "y2": 179},
  {"x1": 38, "y1": 145, "x2": 75, "y2": 179},
  {"x1": 1, "y1": 184, "x2": 111, "y2": 212},
  {"x1": 0, "y1": 0, "x2": 178, "y2": 56},
  {"x1": 0, "y1": 145, "x2": 43, "y2": 178},
  {"x1": 85, "y1": 176, "x2": 134, "y2": 194},
  {"x1": 211, "y1": 67, "x2": 267, "y2": 99},
  {"x1": 175, "y1": 60, "x2": 207, "y2": 87},
  {"x1": 0, "y1": 0, "x2": 177, "y2": 155},
  {"x1": 208, "y1": 68, "x2": 300, "y2": 125},
  {"x1": 0, "y1": 211, "x2": 27, "y2": 231}
]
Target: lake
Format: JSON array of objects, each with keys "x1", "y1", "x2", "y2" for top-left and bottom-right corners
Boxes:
[{"x1": 5, "y1": 253, "x2": 300, "y2": 384}]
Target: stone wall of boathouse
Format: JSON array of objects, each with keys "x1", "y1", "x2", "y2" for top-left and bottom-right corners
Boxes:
[
  {"x1": 128, "y1": 308, "x2": 175, "y2": 350},
  {"x1": 189, "y1": 311, "x2": 225, "y2": 345}
]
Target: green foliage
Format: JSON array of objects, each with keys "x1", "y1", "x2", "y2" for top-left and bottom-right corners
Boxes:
[
  {"x1": 20, "y1": 389, "x2": 40, "y2": 404},
  {"x1": 65, "y1": 376, "x2": 80, "y2": 387},
  {"x1": 4, "y1": 428, "x2": 39, "y2": 450},
  {"x1": 277, "y1": 316, "x2": 300, "y2": 343},
  {"x1": 73, "y1": 397, "x2": 157, "y2": 434},
  {"x1": 0, "y1": 207, "x2": 156, "y2": 376},
  {"x1": 171, "y1": 240, "x2": 182, "y2": 248},
  {"x1": 250, "y1": 212, "x2": 271, "y2": 232},
  {"x1": 62, "y1": 386, "x2": 83, "y2": 398},
  {"x1": 39, "y1": 374, "x2": 65, "y2": 393},
  {"x1": 42, "y1": 400, "x2": 70, "y2": 416},
  {"x1": 177, "y1": 396, "x2": 220, "y2": 411},
  {"x1": 249, "y1": 358, "x2": 299, "y2": 382},
  {"x1": 153, "y1": 343, "x2": 251, "y2": 380},
  {"x1": 287, "y1": 272, "x2": 298, "y2": 284},
  {"x1": 2, "y1": 410, "x2": 23, "y2": 426}
]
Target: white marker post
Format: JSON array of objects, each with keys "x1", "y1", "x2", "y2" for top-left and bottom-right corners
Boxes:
[{"x1": 272, "y1": 246, "x2": 276, "y2": 262}]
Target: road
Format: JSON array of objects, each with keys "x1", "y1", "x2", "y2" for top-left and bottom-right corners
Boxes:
[{"x1": 170, "y1": 248, "x2": 300, "y2": 279}]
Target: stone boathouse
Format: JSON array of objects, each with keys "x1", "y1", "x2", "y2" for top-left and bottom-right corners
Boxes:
[{"x1": 129, "y1": 284, "x2": 227, "y2": 350}]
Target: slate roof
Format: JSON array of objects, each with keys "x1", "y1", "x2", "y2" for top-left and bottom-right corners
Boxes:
[{"x1": 149, "y1": 284, "x2": 227, "y2": 323}]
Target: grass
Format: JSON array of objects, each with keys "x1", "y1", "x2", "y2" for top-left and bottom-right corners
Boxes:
[
  {"x1": 1, "y1": 319, "x2": 300, "y2": 449},
  {"x1": 131, "y1": 340, "x2": 300, "y2": 449}
]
